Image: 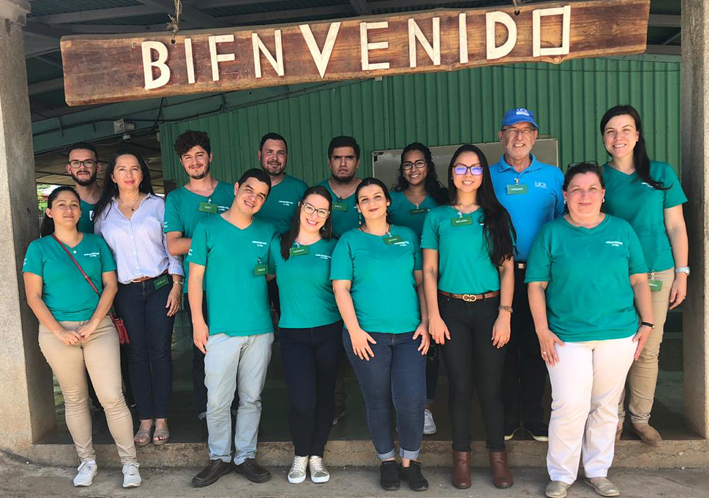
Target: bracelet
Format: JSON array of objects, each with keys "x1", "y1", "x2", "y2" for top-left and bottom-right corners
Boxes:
[
  {"x1": 173, "y1": 280, "x2": 184, "y2": 286},
  {"x1": 498, "y1": 305, "x2": 513, "y2": 313},
  {"x1": 640, "y1": 321, "x2": 654, "y2": 329},
  {"x1": 675, "y1": 267, "x2": 690, "y2": 275}
]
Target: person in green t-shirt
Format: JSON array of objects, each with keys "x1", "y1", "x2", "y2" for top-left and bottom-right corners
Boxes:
[
  {"x1": 599, "y1": 105, "x2": 689, "y2": 446},
  {"x1": 526, "y1": 162, "x2": 653, "y2": 498},
  {"x1": 331, "y1": 177, "x2": 430, "y2": 492},
  {"x1": 66, "y1": 142, "x2": 102, "y2": 234},
  {"x1": 187, "y1": 169, "x2": 275, "y2": 488},
  {"x1": 267, "y1": 185, "x2": 343, "y2": 484},
  {"x1": 23, "y1": 186, "x2": 141, "y2": 489},
  {"x1": 388, "y1": 142, "x2": 448, "y2": 438},
  {"x1": 421, "y1": 144, "x2": 515, "y2": 490},
  {"x1": 164, "y1": 129, "x2": 235, "y2": 429}
]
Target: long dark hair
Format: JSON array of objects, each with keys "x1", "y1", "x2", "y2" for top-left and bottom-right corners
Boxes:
[
  {"x1": 447, "y1": 144, "x2": 516, "y2": 266},
  {"x1": 600, "y1": 105, "x2": 666, "y2": 190},
  {"x1": 392, "y1": 142, "x2": 449, "y2": 205},
  {"x1": 280, "y1": 186, "x2": 333, "y2": 260},
  {"x1": 40, "y1": 186, "x2": 81, "y2": 237},
  {"x1": 93, "y1": 149, "x2": 155, "y2": 221},
  {"x1": 355, "y1": 177, "x2": 392, "y2": 225}
]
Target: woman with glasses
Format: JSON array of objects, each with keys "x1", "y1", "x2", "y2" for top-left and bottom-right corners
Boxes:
[
  {"x1": 331, "y1": 177, "x2": 430, "y2": 492},
  {"x1": 422, "y1": 144, "x2": 515, "y2": 490},
  {"x1": 526, "y1": 162, "x2": 653, "y2": 498},
  {"x1": 389, "y1": 142, "x2": 448, "y2": 436},
  {"x1": 267, "y1": 185, "x2": 344, "y2": 485},
  {"x1": 599, "y1": 105, "x2": 689, "y2": 446}
]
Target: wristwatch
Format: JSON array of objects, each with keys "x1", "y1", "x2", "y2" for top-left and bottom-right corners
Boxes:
[
  {"x1": 640, "y1": 321, "x2": 655, "y2": 329},
  {"x1": 675, "y1": 267, "x2": 690, "y2": 275}
]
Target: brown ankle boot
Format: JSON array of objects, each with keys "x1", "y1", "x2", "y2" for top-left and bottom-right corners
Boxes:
[
  {"x1": 451, "y1": 451, "x2": 471, "y2": 489},
  {"x1": 489, "y1": 450, "x2": 513, "y2": 488}
]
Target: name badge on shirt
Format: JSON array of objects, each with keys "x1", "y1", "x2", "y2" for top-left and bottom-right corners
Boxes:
[
  {"x1": 506, "y1": 184, "x2": 528, "y2": 195},
  {"x1": 332, "y1": 202, "x2": 348, "y2": 212},
  {"x1": 648, "y1": 279, "x2": 663, "y2": 292},
  {"x1": 290, "y1": 246, "x2": 309, "y2": 256},
  {"x1": 153, "y1": 274, "x2": 170, "y2": 290},
  {"x1": 409, "y1": 208, "x2": 428, "y2": 215},
  {"x1": 198, "y1": 202, "x2": 218, "y2": 214},
  {"x1": 254, "y1": 264, "x2": 268, "y2": 276},
  {"x1": 383, "y1": 235, "x2": 404, "y2": 245},
  {"x1": 451, "y1": 215, "x2": 473, "y2": 227}
]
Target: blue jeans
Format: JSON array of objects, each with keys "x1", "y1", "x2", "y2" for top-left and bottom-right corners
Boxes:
[
  {"x1": 343, "y1": 330, "x2": 426, "y2": 460},
  {"x1": 204, "y1": 332, "x2": 274, "y2": 465}
]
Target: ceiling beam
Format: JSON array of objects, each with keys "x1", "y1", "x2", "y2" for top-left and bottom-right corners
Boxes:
[
  {"x1": 23, "y1": 21, "x2": 72, "y2": 39},
  {"x1": 648, "y1": 14, "x2": 680, "y2": 28},
  {"x1": 348, "y1": 0, "x2": 371, "y2": 15},
  {"x1": 28, "y1": 77, "x2": 64, "y2": 96},
  {"x1": 137, "y1": 0, "x2": 232, "y2": 28},
  {"x1": 646, "y1": 44, "x2": 680, "y2": 56},
  {"x1": 223, "y1": 4, "x2": 354, "y2": 24},
  {"x1": 30, "y1": 5, "x2": 162, "y2": 25},
  {"x1": 35, "y1": 54, "x2": 63, "y2": 68},
  {"x1": 190, "y1": 0, "x2": 286, "y2": 7}
]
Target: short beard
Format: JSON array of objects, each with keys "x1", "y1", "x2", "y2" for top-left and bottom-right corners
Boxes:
[
  {"x1": 331, "y1": 171, "x2": 356, "y2": 184},
  {"x1": 263, "y1": 164, "x2": 285, "y2": 177},
  {"x1": 71, "y1": 172, "x2": 97, "y2": 187},
  {"x1": 188, "y1": 162, "x2": 210, "y2": 180}
]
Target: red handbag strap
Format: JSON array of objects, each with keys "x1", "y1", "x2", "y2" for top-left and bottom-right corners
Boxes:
[{"x1": 51, "y1": 234, "x2": 101, "y2": 296}]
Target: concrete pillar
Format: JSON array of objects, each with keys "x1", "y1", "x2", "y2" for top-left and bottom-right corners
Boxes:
[
  {"x1": 681, "y1": 0, "x2": 709, "y2": 439},
  {"x1": 0, "y1": 15, "x2": 56, "y2": 451}
]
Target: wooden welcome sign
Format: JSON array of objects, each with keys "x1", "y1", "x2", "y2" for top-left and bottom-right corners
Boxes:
[{"x1": 60, "y1": 0, "x2": 650, "y2": 106}]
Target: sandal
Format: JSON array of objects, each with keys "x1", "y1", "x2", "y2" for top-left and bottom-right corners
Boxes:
[
  {"x1": 153, "y1": 423, "x2": 170, "y2": 446},
  {"x1": 134, "y1": 423, "x2": 153, "y2": 447}
]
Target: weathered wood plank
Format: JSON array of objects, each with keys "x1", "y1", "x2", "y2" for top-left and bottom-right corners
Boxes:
[{"x1": 60, "y1": 0, "x2": 650, "y2": 106}]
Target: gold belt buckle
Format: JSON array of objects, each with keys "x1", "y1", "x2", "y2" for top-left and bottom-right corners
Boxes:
[{"x1": 462, "y1": 294, "x2": 477, "y2": 302}]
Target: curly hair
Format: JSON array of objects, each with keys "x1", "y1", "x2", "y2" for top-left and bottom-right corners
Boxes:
[{"x1": 174, "y1": 130, "x2": 211, "y2": 157}]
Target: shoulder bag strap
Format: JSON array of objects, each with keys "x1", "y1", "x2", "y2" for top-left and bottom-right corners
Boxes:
[{"x1": 51, "y1": 234, "x2": 100, "y2": 296}]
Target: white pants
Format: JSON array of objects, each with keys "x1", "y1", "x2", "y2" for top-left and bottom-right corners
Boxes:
[{"x1": 547, "y1": 336, "x2": 636, "y2": 484}]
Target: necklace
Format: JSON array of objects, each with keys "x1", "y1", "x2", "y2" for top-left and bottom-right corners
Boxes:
[{"x1": 118, "y1": 194, "x2": 142, "y2": 212}]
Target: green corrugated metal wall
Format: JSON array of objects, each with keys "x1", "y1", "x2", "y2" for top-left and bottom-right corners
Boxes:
[{"x1": 160, "y1": 57, "x2": 681, "y2": 187}]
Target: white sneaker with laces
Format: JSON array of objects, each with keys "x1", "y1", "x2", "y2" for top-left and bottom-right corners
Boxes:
[
  {"x1": 423, "y1": 408, "x2": 437, "y2": 435},
  {"x1": 309, "y1": 456, "x2": 330, "y2": 483},
  {"x1": 287, "y1": 455, "x2": 308, "y2": 484},
  {"x1": 122, "y1": 462, "x2": 142, "y2": 488},
  {"x1": 73, "y1": 460, "x2": 97, "y2": 487}
]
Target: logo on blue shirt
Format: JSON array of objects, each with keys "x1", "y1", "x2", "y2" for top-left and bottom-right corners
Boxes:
[{"x1": 605, "y1": 241, "x2": 624, "y2": 247}]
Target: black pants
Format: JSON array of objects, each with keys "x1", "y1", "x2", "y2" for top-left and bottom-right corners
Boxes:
[
  {"x1": 501, "y1": 268, "x2": 548, "y2": 426},
  {"x1": 425, "y1": 345, "x2": 440, "y2": 404},
  {"x1": 114, "y1": 279, "x2": 175, "y2": 421},
  {"x1": 439, "y1": 294, "x2": 507, "y2": 452},
  {"x1": 186, "y1": 291, "x2": 209, "y2": 418},
  {"x1": 280, "y1": 321, "x2": 345, "y2": 457}
]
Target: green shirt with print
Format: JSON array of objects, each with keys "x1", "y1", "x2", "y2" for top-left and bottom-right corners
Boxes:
[
  {"x1": 421, "y1": 206, "x2": 501, "y2": 294},
  {"x1": 78, "y1": 199, "x2": 95, "y2": 234},
  {"x1": 23, "y1": 234, "x2": 117, "y2": 321},
  {"x1": 268, "y1": 237, "x2": 340, "y2": 329},
  {"x1": 525, "y1": 215, "x2": 648, "y2": 343},
  {"x1": 164, "y1": 181, "x2": 235, "y2": 293},
  {"x1": 388, "y1": 191, "x2": 440, "y2": 240},
  {"x1": 602, "y1": 161, "x2": 687, "y2": 272},
  {"x1": 318, "y1": 180, "x2": 360, "y2": 238},
  {"x1": 256, "y1": 175, "x2": 308, "y2": 235},
  {"x1": 187, "y1": 215, "x2": 275, "y2": 337},
  {"x1": 330, "y1": 225, "x2": 422, "y2": 334}
]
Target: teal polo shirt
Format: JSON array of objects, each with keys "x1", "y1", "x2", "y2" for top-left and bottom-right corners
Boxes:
[
  {"x1": 490, "y1": 154, "x2": 564, "y2": 261},
  {"x1": 525, "y1": 215, "x2": 648, "y2": 343},
  {"x1": 388, "y1": 191, "x2": 441, "y2": 240},
  {"x1": 602, "y1": 161, "x2": 687, "y2": 272},
  {"x1": 78, "y1": 200, "x2": 95, "y2": 234},
  {"x1": 256, "y1": 174, "x2": 309, "y2": 235},
  {"x1": 187, "y1": 216, "x2": 275, "y2": 337},
  {"x1": 318, "y1": 180, "x2": 360, "y2": 238}
]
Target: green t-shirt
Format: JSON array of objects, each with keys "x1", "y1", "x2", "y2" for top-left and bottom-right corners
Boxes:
[
  {"x1": 78, "y1": 199, "x2": 95, "y2": 234},
  {"x1": 420, "y1": 206, "x2": 501, "y2": 294},
  {"x1": 318, "y1": 180, "x2": 360, "y2": 238},
  {"x1": 256, "y1": 175, "x2": 308, "y2": 235},
  {"x1": 23, "y1": 234, "x2": 117, "y2": 322},
  {"x1": 330, "y1": 225, "x2": 422, "y2": 333},
  {"x1": 187, "y1": 215, "x2": 275, "y2": 337},
  {"x1": 388, "y1": 191, "x2": 440, "y2": 240},
  {"x1": 602, "y1": 161, "x2": 687, "y2": 272},
  {"x1": 525, "y1": 215, "x2": 648, "y2": 343},
  {"x1": 268, "y1": 237, "x2": 340, "y2": 329},
  {"x1": 164, "y1": 181, "x2": 235, "y2": 293}
]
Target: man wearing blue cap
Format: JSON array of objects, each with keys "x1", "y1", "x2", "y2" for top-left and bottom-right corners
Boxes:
[{"x1": 490, "y1": 108, "x2": 564, "y2": 442}]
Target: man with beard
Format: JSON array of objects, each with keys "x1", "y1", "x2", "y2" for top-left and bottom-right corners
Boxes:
[
  {"x1": 318, "y1": 136, "x2": 363, "y2": 238},
  {"x1": 255, "y1": 133, "x2": 308, "y2": 235},
  {"x1": 164, "y1": 130, "x2": 235, "y2": 431},
  {"x1": 66, "y1": 142, "x2": 102, "y2": 233}
]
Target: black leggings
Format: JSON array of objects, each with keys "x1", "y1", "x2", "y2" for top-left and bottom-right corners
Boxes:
[{"x1": 439, "y1": 294, "x2": 507, "y2": 452}]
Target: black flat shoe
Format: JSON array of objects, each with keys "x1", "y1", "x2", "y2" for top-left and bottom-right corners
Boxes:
[
  {"x1": 233, "y1": 458, "x2": 271, "y2": 483},
  {"x1": 399, "y1": 461, "x2": 429, "y2": 491},
  {"x1": 191, "y1": 459, "x2": 232, "y2": 488},
  {"x1": 380, "y1": 461, "x2": 400, "y2": 491}
]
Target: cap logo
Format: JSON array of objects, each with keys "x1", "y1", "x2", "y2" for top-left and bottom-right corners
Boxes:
[{"x1": 516, "y1": 108, "x2": 530, "y2": 116}]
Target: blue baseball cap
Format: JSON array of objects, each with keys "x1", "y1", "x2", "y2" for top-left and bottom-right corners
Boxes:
[{"x1": 500, "y1": 108, "x2": 539, "y2": 129}]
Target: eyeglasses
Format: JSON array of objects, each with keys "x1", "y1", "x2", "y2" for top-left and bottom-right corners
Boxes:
[
  {"x1": 402, "y1": 160, "x2": 426, "y2": 170},
  {"x1": 502, "y1": 127, "x2": 536, "y2": 137},
  {"x1": 302, "y1": 202, "x2": 330, "y2": 219},
  {"x1": 453, "y1": 164, "x2": 484, "y2": 176},
  {"x1": 69, "y1": 160, "x2": 97, "y2": 169}
]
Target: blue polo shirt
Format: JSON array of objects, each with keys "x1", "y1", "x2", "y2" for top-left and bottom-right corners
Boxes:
[{"x1": 490, "y1": 154, "x2": 564, "y2": 261}]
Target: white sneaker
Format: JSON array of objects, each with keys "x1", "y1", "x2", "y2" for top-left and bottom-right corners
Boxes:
[
  {"x1": 287, "y1": 456, "x2": 308, "y2": 484},
  {"x1": 423, "y1": 408, "x2": 437, "y2": 435},
  {"x1": 73, "y1": 460, "x2": 97, "y2": 487},
  {"x1": 309, "y1": 456, "x2": 330, "y2": 484},
  {"x1": 122, "y1": 462, "x2": 142, "y2": 488}
]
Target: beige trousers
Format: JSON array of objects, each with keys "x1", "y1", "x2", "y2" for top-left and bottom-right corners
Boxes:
[
  {"x1": 39, "y1": 316, "x2": 137, "y2": 464},
  {"x1": 618, "y1": 268, "x2": 675, "y2": 424}
]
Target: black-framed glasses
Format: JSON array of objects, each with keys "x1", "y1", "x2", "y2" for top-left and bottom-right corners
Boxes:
[
  {"x1": 453, "y1": 164, "x2": 484, "y2": 176},
  {"x1": 302, "y1": 203, "x2": 330, "y2": 219},
  {"x1": 402, "y1": 160, "x2": 426, "y2": 170},
  {"x1": 69, "y1": 160, "x2": 98, "y2": 169}
]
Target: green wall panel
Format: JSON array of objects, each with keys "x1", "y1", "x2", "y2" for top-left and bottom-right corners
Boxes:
[{"x1": 160, "y1": 57, "x2": 681, "y2": 187}]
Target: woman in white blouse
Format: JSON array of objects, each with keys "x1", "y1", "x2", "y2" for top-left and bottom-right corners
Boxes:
[{"x1": 94, "y1": 149, "x2": 183, "y2": 447}]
